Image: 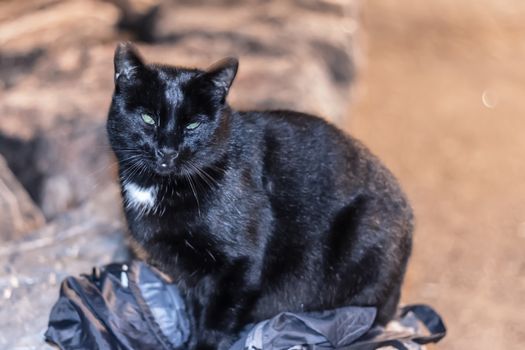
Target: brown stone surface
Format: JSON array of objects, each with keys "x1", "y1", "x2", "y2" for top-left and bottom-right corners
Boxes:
[
  {"x1": 0, "y1": 0, "x2": 359, "y2": 348},
  {"x1": 0, "y1": 185, "x2": 126, "y2": 348},
  {"x1": 0, "y1": 0, "x2": 358, "y2": 224},
  {"x1": 0, "y1": 0, "x2": 357, "y2": 140},
  {"x1": 34, "y1": 120, "x2": 116, "y2": 219},
  {"x1": 0, "y1": 155, "x2": 45, "y2": 240},
  {"x1": 349, "y1": 1, "x2": 525, "y2": 349}
]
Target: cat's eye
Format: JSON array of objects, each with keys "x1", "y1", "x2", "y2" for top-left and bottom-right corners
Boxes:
[
  {"x1": 141, "y1": 113, "x2": 155, "y2": 125},
  {"x1": 186, "y1": 121, "x2": 201, "y2": 130}
]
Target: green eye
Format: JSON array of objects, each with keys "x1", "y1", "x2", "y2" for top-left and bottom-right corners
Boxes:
[
  {"x1": 186, "y1": 121, "x2": 201, "y2": 130},
  {"x1": 141, "y1": 113, "x2": 155, "y2": 125}
]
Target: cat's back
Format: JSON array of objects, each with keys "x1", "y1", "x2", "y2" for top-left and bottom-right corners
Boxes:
[
  {"x1": 237, "y1": 109, "x2": 346, "y2": 147},
  {"x1": 233, "y1": 109, "x2": 410, "y2": 232},
  {"x1": 234, "y1": 110, "x2": 389, "y2": 195},
  {"x1": 235, "y1": 110, "x2": 355, "y2": 169}
]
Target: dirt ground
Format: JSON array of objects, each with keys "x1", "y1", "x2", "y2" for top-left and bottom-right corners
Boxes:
[{"x1": 347, "y1": 1, "x2": 525, "y2": 349}]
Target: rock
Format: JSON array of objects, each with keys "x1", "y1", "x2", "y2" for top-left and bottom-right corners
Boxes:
[
  {"x1": 0, "y1": 0, "x2": 358, "y2": 141},
  {"x1": 151, "y1": 0, "x2": 359, "y2": 122},
  {"x1": 0, "y1": 155, "x2": 45, "y2": 240},
  {"x1": 0, "y1": 0, "x2": 359, "y2": 220},
  {"x1": 0, "y1": 120, "x2": 116, "y2": 220},
  {"x1": 0, "y1": 132, "x2": 43, "y2": 204},
  {"x1": 0, "y1": 0, "x2": 359, "y2": 347},
  {"x1": 33, "y1": 120, "x2": 116, "y2": 219},
  {"x1": 0, "y1": 185, "x2": 127, "y2": 349}
]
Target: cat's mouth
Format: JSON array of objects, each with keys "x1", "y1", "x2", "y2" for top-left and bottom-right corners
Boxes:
[
  {"x1": 148, "y1": 155, "x2": 205, "y2": 178},
  {"x1": 152, "y1": 162, "x2": 197, "y2": 178},
  {"x1": 153, "y1": 162, "x2": 178, "y2": 176},
  {"x1": 151, "y1": 152, "x2": 183, "y2": 176}
]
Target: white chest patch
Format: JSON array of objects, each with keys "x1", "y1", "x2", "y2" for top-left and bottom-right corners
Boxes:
[{"x1": 124, "y1": 183, "x2": 157, "y2": 213}]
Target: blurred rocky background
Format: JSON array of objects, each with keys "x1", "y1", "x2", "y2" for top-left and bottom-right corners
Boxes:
[
  {"x1": 1, "y1": 0, "x2": 524, "y2": 349},
  {"x1": 0, "y1": 0, "x2": 358, "y2": 348}
]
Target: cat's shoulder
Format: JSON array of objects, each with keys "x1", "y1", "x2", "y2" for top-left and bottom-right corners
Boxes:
[
  {"x1": 232, "y1": 109, "x2": 375, "y2": 161},
  {"x1": 231, "y1": 109, "x2": 360, "y2": 159},
  {"x1": 235, "y1": 109, "x2": 341, "y2": 134}
]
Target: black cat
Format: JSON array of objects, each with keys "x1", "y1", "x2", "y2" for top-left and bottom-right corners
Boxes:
[{"x1": 107, "y1": 43, "x2": 413, "y2": 350}]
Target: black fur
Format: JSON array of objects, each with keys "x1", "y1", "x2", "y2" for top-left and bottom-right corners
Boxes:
[{"x1": 107, "y1": 43, "x2": 413, "y2": 350}]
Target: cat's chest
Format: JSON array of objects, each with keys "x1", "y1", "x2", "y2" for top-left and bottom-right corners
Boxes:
[
  {"x1": 122, "y1": 177, "x2": 268, "y2": 256},
  {"x1": 123, "y1": 182, "x2": 159, "y2": 214},
  {"x1": 122, "y1": 181, "x2": 226, "y2": 235},
  {"x1": 123, "y1": 181, "x2": 200, "y2": 217}
]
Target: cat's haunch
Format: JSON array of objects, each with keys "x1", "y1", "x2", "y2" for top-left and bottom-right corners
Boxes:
[{"x1": 107, "y1": 42, "x2": 413, "y2": 350}]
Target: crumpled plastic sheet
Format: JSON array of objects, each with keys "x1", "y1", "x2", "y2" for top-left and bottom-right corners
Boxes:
[{"x1": 45, "y1": 261, "x2": 446, "y2": 350}]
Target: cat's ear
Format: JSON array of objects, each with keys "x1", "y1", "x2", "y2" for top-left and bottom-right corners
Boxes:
[
  {"x1": 114, "y1": 42, "x2": 144, "y2": 83},
  {"x1": 204, "y1": 57, "x2": 238, "y2": 101}
]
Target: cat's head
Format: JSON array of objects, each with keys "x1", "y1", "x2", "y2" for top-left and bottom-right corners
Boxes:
[{"x1": 107, "y1": 42, "x2": 237, "y2": 178}]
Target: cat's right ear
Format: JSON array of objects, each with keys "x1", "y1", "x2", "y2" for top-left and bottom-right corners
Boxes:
[{"x1": 114, "y1": 42, "x2": 144, "y2": 84}]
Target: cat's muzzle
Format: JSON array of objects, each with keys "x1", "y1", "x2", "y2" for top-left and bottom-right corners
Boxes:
[{"x1": 155, "y1": 150, "x2": 179, "y2": 174}]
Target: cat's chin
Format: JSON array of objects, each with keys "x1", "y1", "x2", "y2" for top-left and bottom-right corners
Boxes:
[
  {"x1": 153, "y1": 166, "x2": 195, "y2": 178},
  {"x1": 153, "y1": 165, "x2": 178, "y2": 177}
]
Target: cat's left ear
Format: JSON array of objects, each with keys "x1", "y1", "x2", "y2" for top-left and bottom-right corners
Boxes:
[{"x1": 204, "y1": 57, "x2": 239, "y2": 101}]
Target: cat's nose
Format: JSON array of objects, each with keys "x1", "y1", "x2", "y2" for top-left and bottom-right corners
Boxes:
[{"x1": 157, "y1": 150, "x2": 179, "y2": 168}]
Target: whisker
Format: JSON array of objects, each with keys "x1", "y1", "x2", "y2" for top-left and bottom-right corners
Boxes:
[
  {"x1": 199, "y1": 167, "x2": 220, "y2": 188},
  {"x1": 188, "y1": 162, "x2": 215, "y2": 191},
  {"x1": 183, "y1": 167, "x2": 201, "y2": 217}
]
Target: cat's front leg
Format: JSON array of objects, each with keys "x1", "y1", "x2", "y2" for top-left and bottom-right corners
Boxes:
[
  {"x1": 190, "y1": 290, "x2": 257, "y2": 350},
  {"x1": 190, "y1": 273, "x2": 260, "y2": 349},
  {"x1": 194, "y1": 331, "x2": 237, "y2": 350}
]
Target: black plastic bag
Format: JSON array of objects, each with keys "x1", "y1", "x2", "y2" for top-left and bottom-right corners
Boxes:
[{"x1": 45, "y1": 261, "x2": 445, "y2": 350}]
